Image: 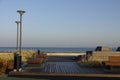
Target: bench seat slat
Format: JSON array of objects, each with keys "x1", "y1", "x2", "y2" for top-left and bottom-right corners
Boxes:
[
  {"x1": 109, "y1": 56, "x2": 120, "y2": 62},
  {"x1": 105, "y1": 62, "x2": 120, "y2": 66},
  {"x1": 103, "y1": 56, "x2": 120, "y2": 67},
  {"x1": 27, "y1": 59, "x2": 43, "y2": 64}
]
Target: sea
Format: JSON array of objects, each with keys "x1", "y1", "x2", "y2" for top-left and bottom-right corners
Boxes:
[{"x1": 0, "y1": 47, "x2": 116, "y2": 53}]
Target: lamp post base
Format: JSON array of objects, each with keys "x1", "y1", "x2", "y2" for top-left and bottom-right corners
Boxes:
[{"x1": 14, "y1": 53, "x2": 22, "y2": 72}]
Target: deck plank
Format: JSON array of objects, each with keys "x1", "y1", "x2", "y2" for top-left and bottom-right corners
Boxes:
[{"x1": 40, "y1": 62, "x2": 81, "y2": 74}]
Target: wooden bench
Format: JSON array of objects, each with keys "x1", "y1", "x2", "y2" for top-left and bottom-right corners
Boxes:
[
  {"x1": 35, "y1": 55, "x2": 47, "y2": 59},
  {"x1": 26, "y1": 58, "x2": 43, "y2": 64},
  {"x1": 26, "y1": 53, "x2": 47, "y2": 64},
  {"x1": 102, "y1": 56, "x2": 120, "y2": 66},
  {"x1": 102, "y1": 56, "x2": 120, "y2": 72},
  {"x1": 26, "y1": 54, "x2": 44, "y2": 64}
]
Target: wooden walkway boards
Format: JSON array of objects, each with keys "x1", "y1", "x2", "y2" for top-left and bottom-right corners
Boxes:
[
  {"x1": 40, "y1": 62, "x2": 81, "y2": 73},
  {"x1": 24, "y1": 62, "x2": 104, "y2": 74}
]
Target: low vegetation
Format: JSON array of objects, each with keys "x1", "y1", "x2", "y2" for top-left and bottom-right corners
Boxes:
[
  {"x1": 21, "y1": 50, "x2": 36, "y2": 62},
  {"x1": 0, "y1": 58, "x2": 8, "y2": 73},
  {"x1": 0, "y1": 50, "x2": 36, "y2": 73},
  {"x1": 78, "y1": 61, "x2": 103, "y2": 68},
  {"x1": 0, "y1": 50, "x2": 35, "y2": 62}
]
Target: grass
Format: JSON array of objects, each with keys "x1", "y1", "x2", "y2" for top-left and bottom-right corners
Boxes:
[
  {"x1": 0, "y1": 53, "x2": 14, "y2": 61},
  {"x1": 0, "y1": 50, "x2": 35, "y2": 62}
]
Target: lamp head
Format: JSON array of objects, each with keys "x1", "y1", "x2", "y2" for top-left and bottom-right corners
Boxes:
[
  {"x1": 15, "y1": 21, "x2": 20, "y2": 23},
  {"x1": 17, "y1": 10, "x2": 25, "y2": 15}
]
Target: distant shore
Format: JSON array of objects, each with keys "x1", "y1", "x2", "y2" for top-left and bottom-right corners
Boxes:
[
  {"x1": 0, "y1": 47, "x2": 95, "y2": 52},
  {"x1": 0, "y1": 47, "x2": 117, "y2": 53}
]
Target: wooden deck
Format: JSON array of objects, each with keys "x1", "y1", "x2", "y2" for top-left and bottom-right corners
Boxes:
[
  {"x1": 36, "y1": 62, "x2": 80, "y2": 73},
  {"x1": 23, "y1": 62, "x2": 104, "y2": 74},
  {"x1": 9, "y1": 56, "x2": 120, "y2": 80},
  {"x1": 9, "y1": 71, "x2": 120, "y2": 80}
]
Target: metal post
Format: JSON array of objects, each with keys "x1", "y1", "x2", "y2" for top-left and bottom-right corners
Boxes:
[
  {"x1": 20, "y1": 14, "x2": 22, "y2": 54},
  {"x1": 17, "y1": 10, "x2": 25, "y2": 54},
  {"x1": 16, "y1": 10, "x2": 25, "y2": 71},
  {"x1": 15, "y1": 21, "x2": 20, "y2": 51}
]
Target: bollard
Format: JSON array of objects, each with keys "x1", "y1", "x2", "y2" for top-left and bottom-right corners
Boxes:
[{"x1": 38, "y1": 49, "x2": 40, "y2": 55}]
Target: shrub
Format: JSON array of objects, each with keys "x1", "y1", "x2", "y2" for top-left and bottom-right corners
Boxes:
[
  {"x1": 0, "y1": 58, "x2": 8, "y2": 73},
  {"x1": 78, "y1": 61, "x2": 103, "y2": 68},
  {"x1": 0, "y1": 58, "x2": 14, "y2": 73},
  {"x1": 7, "y1": 60, "x2": 14, "y2": 69}
]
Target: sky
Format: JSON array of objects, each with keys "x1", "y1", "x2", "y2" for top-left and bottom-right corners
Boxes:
[{"x1": 0, "y1": 0, "x2": 120, "y2": 47}]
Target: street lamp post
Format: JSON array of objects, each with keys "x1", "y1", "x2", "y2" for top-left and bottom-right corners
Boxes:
[
  {"x1": 15, "y1": 21, "x2": 20, "y2": 52},
  {"x1": 14, "y1": 21, "x2": 20, "y2": 72},
  {"x1": 15, "y1": 10, "x2": 25, "y2": 71},
  {"x1": 17, "y1": 10, "x2": 25, "y2": 54}
]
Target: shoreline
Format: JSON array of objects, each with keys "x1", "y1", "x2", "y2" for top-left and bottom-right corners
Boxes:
[{"x1": 46, "y1": 52, "x2": 86, "y2": 56}]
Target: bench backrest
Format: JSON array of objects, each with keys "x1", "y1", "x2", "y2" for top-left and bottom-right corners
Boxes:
[{"x1": 109, "y1": 56, "x2": 120, "y2": 62}]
